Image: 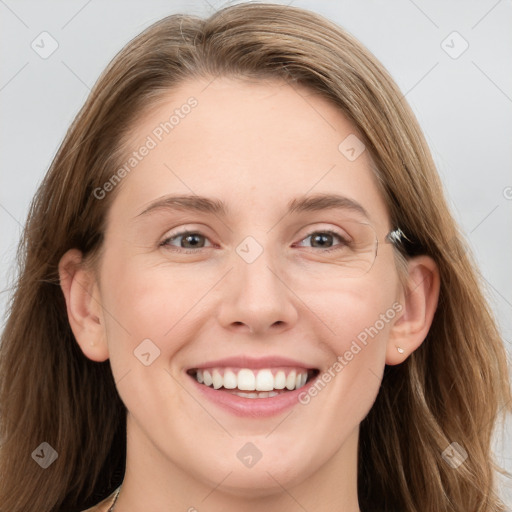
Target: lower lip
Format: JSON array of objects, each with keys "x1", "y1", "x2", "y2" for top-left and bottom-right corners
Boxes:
[{"x1": 187, "y1": 372, "x2": 319, "y2": 418}]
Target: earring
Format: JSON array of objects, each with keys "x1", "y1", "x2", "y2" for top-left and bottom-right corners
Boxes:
[{"x1": 396, "y1": 346, "x2": 405, "y2": 354}]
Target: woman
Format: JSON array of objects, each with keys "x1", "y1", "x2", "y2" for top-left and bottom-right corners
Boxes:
[{"x1": 0, "y1": 3, "x2": 510, "y2": 511}]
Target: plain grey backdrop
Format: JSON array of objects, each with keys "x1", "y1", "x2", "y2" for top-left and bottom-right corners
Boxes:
[{"x1": 1, "y1": 0, "x2": 511, "y2": 506}]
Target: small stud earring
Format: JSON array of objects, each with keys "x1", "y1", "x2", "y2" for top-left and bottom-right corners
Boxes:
[{"x1": 396, "y1": 346, "x2": 405, "y2": 354}]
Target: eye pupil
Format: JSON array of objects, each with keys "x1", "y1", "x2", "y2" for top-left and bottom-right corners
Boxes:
[
  {"x1": 311, "y1": 233, "x2": 333, "y2": 248},
  {"x1": 183, "y1": 234, "x2": 203, "y2": 248}
]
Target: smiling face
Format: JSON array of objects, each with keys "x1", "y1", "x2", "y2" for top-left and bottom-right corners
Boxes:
[{"x1": 65, "y1": 76, "x2": 411, "y2": 504}]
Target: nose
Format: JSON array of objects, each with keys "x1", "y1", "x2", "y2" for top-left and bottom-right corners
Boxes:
[{"x1": 217, "y1": 247, "x2": 298, "y2": 335}]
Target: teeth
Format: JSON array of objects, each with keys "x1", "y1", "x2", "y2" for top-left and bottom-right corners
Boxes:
[
  {"x1": 274, "y1": 371, "x2": 286, "y2": 389},
  {"x1": 238, "y1": 369, "x2": 256, "y2": 391},
  {"x1": 255, "y1": 369, "x2": 274, "y2": 391},
  {"x1": 203, "y1": 370, "x2": 213, "y2": 387},
  {"x1": 223, "y1": 370, "x2": 237, "y2": 389},
  {"x1": 212, "y1": 369, "x2": 223, "y2": 389},
  {"x1": 234, "y1": 391, "x2": 280, "y2": 398},
  {"x1": 285, "y1": 370, "x2": 296, "y2": 390},
  {"x1": 194, "y1": 367, "x2": 309, "y2": 392}
]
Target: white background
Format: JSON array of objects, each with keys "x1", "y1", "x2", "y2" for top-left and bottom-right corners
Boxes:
[{"x1": 1, "y1": 0, "x2": 511, "y2": 506}]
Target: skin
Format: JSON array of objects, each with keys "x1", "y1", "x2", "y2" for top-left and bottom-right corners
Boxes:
[{"x1": 59, "y1": 77, "x2": 440, "y2": 512}]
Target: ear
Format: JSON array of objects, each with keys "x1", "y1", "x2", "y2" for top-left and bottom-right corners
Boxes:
[
  {"x1": 386, "y1": 255, "x2": 440, "y2": 365},
  {"x1": 58, "y1": 248, "x2": 109, "y2": 362}
]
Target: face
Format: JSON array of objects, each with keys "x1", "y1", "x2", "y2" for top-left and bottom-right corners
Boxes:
[{"x1": 92, "y1": 77, "x2": 404, "y2": 495}]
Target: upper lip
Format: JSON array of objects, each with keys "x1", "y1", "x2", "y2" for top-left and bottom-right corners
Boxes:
[{"x1": 187, "y1": 355, "x2": 318, "y2": 371}]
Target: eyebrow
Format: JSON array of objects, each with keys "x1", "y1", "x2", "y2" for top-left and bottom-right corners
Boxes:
[{"x1": 135, "y1": 193, "x2": 369, "y2": 220}]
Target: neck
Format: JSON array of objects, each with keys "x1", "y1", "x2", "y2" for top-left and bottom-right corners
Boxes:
[{"x1": 114, "y1": 414, "x2": 361, "y2": 512}]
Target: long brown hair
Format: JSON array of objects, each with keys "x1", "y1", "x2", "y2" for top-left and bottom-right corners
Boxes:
[{"x1": 1, "y1": 3, "x2": 510, "y2": 511}]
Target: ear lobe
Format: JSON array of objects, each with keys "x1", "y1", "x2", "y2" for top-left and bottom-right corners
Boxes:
[
  {"x1": 58, "y1": 248, "x2": 109, "y2": 362},
  {"x1": 386, "y1": 255, "x2": 440, "y2": 365}
]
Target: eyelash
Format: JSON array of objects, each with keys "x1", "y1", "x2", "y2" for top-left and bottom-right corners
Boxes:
[{"x1": 159, "y1": 229, "x2": 349, "y2": 254}]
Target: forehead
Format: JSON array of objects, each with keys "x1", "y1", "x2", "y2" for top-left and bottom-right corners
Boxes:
[{"x1": 108, "y1": 76, "x2": 390, "y2": 230}]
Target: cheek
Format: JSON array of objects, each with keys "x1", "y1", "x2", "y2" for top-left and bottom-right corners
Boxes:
[
  {"x1": 99, "y1": 249, "x2": 203, "y2": 339},
  {"x1": 331, "y1": 291, "x2": 396, "y2": 359},
  {"x1": 290, "y1": 284, "x2": 396, "y2": 465},
  {"x1": 325, "y1": 257, "x2": 401, "y2": 362},
  {"x1": 291, "y1": 268, "x2": 397, "y2": 351},
  {"x1": 97, "y1": 255, "x2": 196, "y2": 418},
  {"x1": 297, "y1": 274, "x2": 398, "y2": 402}
]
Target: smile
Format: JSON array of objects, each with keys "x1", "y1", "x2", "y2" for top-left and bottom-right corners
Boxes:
[
  {"x1": 187, "y1": 367, "x2": 318, "y2": 398},
  {"x1": 185, "y1": 360, "x2": 321, "y2": 417}
]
